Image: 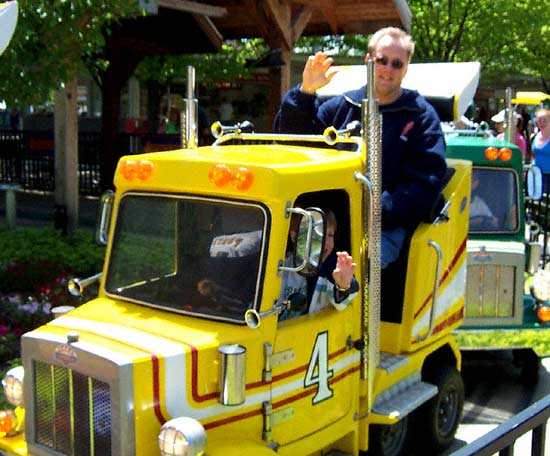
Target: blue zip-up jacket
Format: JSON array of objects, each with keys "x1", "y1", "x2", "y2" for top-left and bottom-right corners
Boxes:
[{"x1": 275, "y1": 85, "x2": 447, "y2": 231}]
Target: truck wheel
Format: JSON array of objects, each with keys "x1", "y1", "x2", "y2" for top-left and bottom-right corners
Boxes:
[
  {"x1": 367, "y1": 416, "x2": 409, "y2": 456},
  {"x1": 419, "y1": 366, "x2": 464, "y2": 452}
]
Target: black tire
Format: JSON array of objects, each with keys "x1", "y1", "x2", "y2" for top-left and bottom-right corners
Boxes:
[
  {"x1": 418, "y1": 366, "x2": 464, "y2": 453},
  {"x1": 367, "y1": 415, "x2": 410, "y2": 456}
]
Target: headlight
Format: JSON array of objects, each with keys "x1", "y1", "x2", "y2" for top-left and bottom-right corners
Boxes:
[
  {"x1": 158, "y1": 417, "x2": 206, "y2": 456},
  {"x1": 530, "y1": 270, "x2": 550, "y2": 302},
  {"x1": 2, "y1": 366, "x2": 24, "y2": 407}
]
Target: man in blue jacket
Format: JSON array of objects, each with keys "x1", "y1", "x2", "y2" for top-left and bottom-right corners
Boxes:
[{"x1": 275, "y1": 27, "x2": 447, "y2": 268}]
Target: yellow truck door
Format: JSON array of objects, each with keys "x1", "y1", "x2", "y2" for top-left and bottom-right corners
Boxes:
[{"x1": 269, "y1": 306, "x2": 360, "y2": 446}]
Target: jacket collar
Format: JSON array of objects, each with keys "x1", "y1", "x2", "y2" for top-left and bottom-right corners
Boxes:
[{"x1": 343, "y1": 87, "x2": 422, "y2": 112}]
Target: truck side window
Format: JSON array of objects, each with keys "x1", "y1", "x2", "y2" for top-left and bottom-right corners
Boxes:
[{"x1": 278, "y1": 190, "x2": 353, "y2": 321}]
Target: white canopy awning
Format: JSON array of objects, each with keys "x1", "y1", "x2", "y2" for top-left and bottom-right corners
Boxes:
[
  {"x1": 0, "y1": 1, "x2": 18, "y2": 56},
  {"x1": 316, "y1": 61, "x2": 481, "y2": 121}
]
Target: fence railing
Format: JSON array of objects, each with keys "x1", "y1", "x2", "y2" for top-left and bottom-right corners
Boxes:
[
  {"x1": 0, "y1": 130, "x2": 181, "y2": 196},
  {"x1": 450, "y1": 394, "x2": 549, "y2": 456}
]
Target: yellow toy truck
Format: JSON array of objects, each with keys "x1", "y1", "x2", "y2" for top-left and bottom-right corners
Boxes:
[{"x1": 0, "y1": 65, "x2": 471, "y2": 456}]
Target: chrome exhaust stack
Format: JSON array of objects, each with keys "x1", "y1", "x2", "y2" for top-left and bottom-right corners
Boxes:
[{"x1": 181, "y1": 65, "x2": 198, "y2": 149}]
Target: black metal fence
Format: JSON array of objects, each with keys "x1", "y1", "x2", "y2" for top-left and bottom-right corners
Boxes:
[
  {"x1": 450, "y1": 394, "x2": 549, "y2": 456},
  {"x1": 525, "y1": 175, "x2": 550, "y2": 268},
  {"x1": 0, "y1": 129, "x2": 102, "y2": 195},
  {"x1": 0, "y1": 130, "x2": 182, "y2": 196}
]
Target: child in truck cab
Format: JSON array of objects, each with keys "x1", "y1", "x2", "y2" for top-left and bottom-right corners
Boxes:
[{"x1": 280, "y1": 210, "x2": 358, "y2": 319}]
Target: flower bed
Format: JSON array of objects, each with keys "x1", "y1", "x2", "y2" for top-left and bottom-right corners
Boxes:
[{"x1": 0, "y1": 228, "x2": 105, "y2": 396}]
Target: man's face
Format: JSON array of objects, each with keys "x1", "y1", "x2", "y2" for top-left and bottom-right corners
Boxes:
[{"x1": 372, "y1": 35, "x2": 409, "y2": 104}]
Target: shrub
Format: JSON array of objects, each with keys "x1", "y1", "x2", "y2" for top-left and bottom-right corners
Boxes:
[
  {"x1": 0, "y1": 227, "x2": 105, "y2": 293},
  {"x1": 0, "y1": 227, "x2": 105, "y2": 370}
]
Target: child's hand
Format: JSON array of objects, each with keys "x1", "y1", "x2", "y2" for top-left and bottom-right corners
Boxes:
[{"x1": 333, "y1": 251, "x2": 356, "y2": 290}]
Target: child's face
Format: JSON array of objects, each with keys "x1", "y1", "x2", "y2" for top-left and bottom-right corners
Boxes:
[{"x1": 322, "y1": 224, "x2": 336, "y2": 262}]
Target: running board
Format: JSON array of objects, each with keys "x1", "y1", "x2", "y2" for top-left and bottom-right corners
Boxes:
[{"x1": 372, "y1": 374, "x2": 437, "y2": 419}]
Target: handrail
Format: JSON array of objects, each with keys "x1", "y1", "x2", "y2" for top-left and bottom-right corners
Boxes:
[
  {"x1": 449, "y1": 394, "x2": 550, "y2": 456},
  {"x1": 415, "y1": 239, "x2": 442, "y2": 343},
  {"x1": 212, "y1": 131, "x2": 362, "y2": 151}
]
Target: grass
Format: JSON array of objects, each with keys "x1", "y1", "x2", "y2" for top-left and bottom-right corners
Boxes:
[{"x1": 454, "y1": 328, "x2": 550, "y2": 357}]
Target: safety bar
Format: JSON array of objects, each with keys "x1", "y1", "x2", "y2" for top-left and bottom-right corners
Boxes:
[
  {"x1": 449, "y1": 394, "x2": 550, "y2": 456},
  {"x1": 415, "y1": 239, "x2": 442, "y2": 343}
]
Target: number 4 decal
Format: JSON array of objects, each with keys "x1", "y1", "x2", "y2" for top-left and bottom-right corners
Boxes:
[{"x1": 304, "y1": 331, "x2": 333, "y2": 404}]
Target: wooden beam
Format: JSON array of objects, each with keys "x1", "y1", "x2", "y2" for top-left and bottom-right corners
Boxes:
[
  {"x1": 316, "y1": 0, "x2": 339, "y2": 34},
  {"x1": 158, "y1": 0, "x2": 227, "y2": 17},
  {"x1": 249, "y1": 0, "x2": 292, "y2": 50},
  {"x1": 291, "y1": 5, "x2": 313, "y2": 43},
  {"x1": 193, "y1": 13, "x2": 224, "y2": 50}
]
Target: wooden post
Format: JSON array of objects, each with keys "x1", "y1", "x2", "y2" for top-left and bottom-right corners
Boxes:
[{"x1": 54, "y1": 76, "x2": 79, "y2": 236}]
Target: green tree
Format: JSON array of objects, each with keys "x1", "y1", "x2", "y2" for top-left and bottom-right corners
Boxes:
[
  {"x1": 0, "y1": 0, "x2": 142, "y2": 107},
  {"x1": 136, "y1": 39, "x2": 267, "y2": 86},
  {"x1": 294, "y1": 1, "x2": 550, "y2": 92},
  {"x1": 408, "y1": 0, "x2": 550, "y2": 90}
]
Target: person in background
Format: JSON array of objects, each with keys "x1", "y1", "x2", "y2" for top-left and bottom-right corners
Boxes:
[
  {"x1": 9, "y1": 107, "x2": 19, "y2": 131},
  {"x1": 469, "y1": 172, "x2": 498, "y2": 230},
  {"x1": 279, "y1": 210, "x2": 358, "y2": 318},
  {"x1": 219, "y1": 97, "x2": 234, "y2": 123},
  {"x1": 275, "y1": 27, "x2": 447, "y2": 270},
  {"x1": 492, "y1": 110, "x2": 527, "y2": 161},
  {"x1": 532, "y1": 109, "x2": 550, "y2": 190}
]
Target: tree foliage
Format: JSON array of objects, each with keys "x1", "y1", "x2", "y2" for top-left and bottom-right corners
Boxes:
[
  {"x1": 294, "y1": 0, "x2": 550, "y2": 91},
  {"x1": 408, "y1": 0, "x2": 550, "y2": 90},
  {"x1": 0, "y1": 0, "x2": 142, "y2": 107},
  {"x1": 135, "y1": 39, "x2": 268, "y2": 86}
]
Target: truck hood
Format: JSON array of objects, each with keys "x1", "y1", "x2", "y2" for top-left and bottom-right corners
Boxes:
[{"x1": 26, "y1": 297, "x2": 264, "y2": 422}]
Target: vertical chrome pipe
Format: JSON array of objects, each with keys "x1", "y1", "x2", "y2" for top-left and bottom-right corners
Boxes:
[
  {"x1": 181, "y1": 65, "x2": 198, "y2": 149},
  {"x1": 505, "y1": 87, "x2": 514, "y2": 145},
  {"x1": 360, "y1": 59, "x2": 382, "y2": 408}
]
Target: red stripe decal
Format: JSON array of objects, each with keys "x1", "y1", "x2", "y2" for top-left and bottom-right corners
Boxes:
[
  {"x1": 151, "y1": 354, "x2": 167, "y2": 423},
  {"x1": 410, "y1": 306, "x2": 464, "y2": 345},
  {"x1": 187, "y1": 343, "x2": 348, "y2": 403},
  {"x1": 202, "y1": 364, "x2": 360, "y2": 430},
  {"x1": 414, "y1": 236, "x2": 467, "y2": 319}
]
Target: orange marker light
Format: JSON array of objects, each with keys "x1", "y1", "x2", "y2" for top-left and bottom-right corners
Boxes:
[
  {"x1": 137, "y1": 160, "x2": 154, "y2": 180},
  {"x1": 209, "y1": 164, "x2": 232, "y2": 187},
  {"x1": 537, "y1": 305, "x2": 550, "y2": 323},
  {"x1": 498, "y1": 147, "x2": 513, "y2": 162},
  {"x1": 231, "y1": 167, "x2": 254, "y2": 190},
  {"x1": 120, "y1": 159, "x2": 154, "y2": 181},
  {"x1": 120, "y1": 159, "x2": 138, "y2": 181},
  {"x1": 484, "y1": 147, "x2": 499, "y2": 161}
]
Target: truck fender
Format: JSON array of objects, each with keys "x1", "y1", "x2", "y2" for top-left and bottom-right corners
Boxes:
[{"x1": 206, "y1": 439, "x2": 278, "y2": 455}]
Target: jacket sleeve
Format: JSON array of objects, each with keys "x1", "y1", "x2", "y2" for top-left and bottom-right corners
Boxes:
[
  {"x1": 382, "y1": 104, "x2": 448, "y2": 230},
  {"x1": 274, "y1": 84, "x2": 335, "y2": 134}
]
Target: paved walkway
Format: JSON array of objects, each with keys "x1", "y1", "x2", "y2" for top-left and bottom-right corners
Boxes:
[{"x1": 0, "y1": 189, "x2": 99, "y2": 231}]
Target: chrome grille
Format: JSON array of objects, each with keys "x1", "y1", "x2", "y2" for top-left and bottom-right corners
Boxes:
[
  {"x1": 465, "y1": 264, "x2": 516, "y2": 318},
  {"x1": 33, "y1": 360, "x2": 112, "y2": 456}
]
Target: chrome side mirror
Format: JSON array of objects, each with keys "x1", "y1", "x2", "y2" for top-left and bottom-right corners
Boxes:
[
  {"x1": 96, "y1": 190, "x2": 115, "y2": 245},
  {"x1": 278, "y1": 207, "x2": 326, "y2": 277},
  {"x1": 526, "y1": 166, "x2": 543, "y2": 200}
]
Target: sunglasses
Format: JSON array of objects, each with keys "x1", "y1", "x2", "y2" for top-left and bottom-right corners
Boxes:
[{"x1": 375, "y1": 55, "x2": 405, "y2": 70}]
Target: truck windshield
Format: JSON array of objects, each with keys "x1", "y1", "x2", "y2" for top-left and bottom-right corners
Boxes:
[
  {"x1": 469, "y1": 168, "x2": 519, "y2": 233},
  {"x1": 105, "y1": 193, "x2": 267, "y2": 322}
]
